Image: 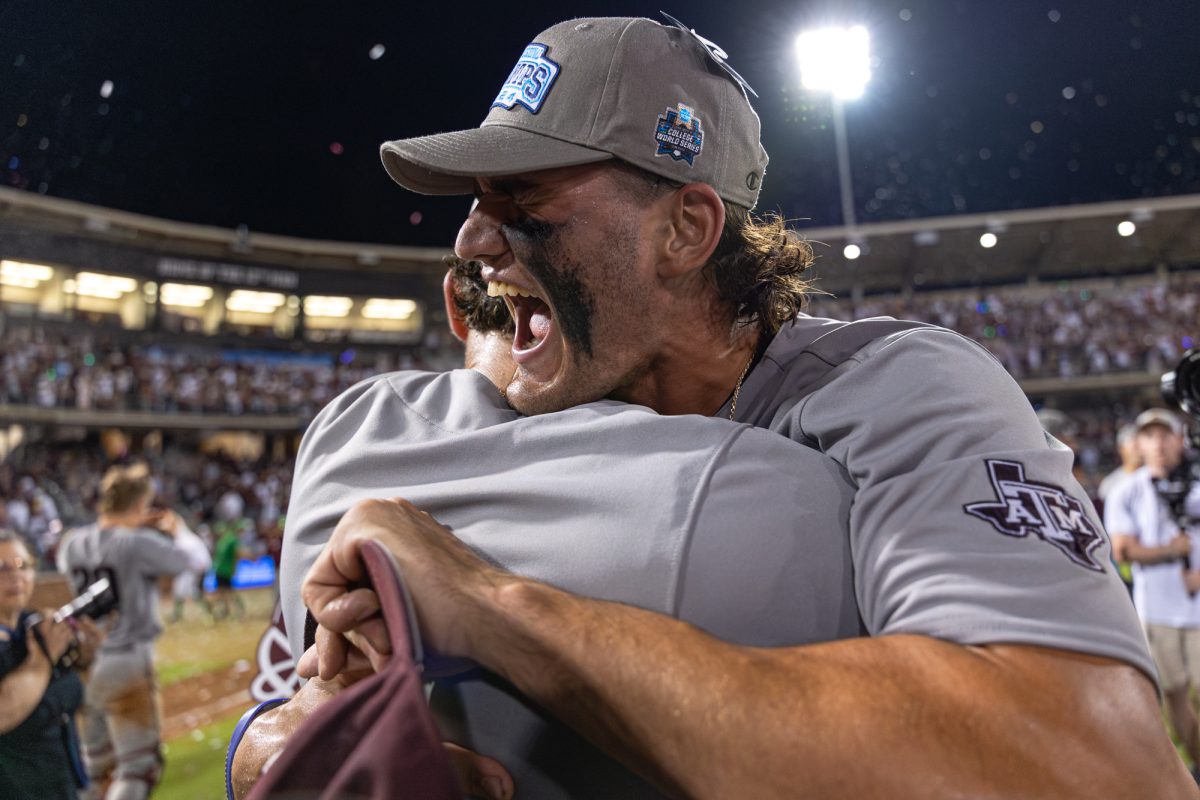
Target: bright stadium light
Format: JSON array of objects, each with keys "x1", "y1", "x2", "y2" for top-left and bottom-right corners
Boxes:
[
  {"x1": 304, "y1": 295, "x2": 354, "y2": 318},
  {"x1": 226, "y1": 289, "x2": 286, "y2": 314},
  {"x1": 76, "y1": 271, "x2": 138, "y2": 299},
  {"x1": 796, "y1": 25, "x2": 871, "y2": 230},
  {"x1": 1, "y1": 259, "x2": 54, "y2": 284},
  {"x1": 362, "y1": 298, "x2": 417, "y2": 320},
  {"x1": 796, "y1": 26, "x2": 871, "y2": 100},
  {"x1": 160, "y1": 282, "x2": 214, "y2": 308},
  {"x1": 979, "y1": 232, "x2": 998, "y2": 249},
  {"x1": 1117, "y1": 220, "x2": 1136, "y2": 237}
]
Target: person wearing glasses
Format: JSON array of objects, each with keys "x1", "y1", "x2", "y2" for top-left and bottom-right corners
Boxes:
[{"x1": 0, "y1": 530, "x2": 99, "y2": 799}]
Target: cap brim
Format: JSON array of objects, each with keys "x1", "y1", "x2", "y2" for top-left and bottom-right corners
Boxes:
[{"x1": 381, "y1": 125, "x2": 614, "y2": 195}]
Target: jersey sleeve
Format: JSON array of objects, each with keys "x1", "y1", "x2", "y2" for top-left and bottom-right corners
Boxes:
[
  {"x1": 789, "y1": 328, "x2": 1156, "y2": 682},
  {"x1": 131, "y1": 530, "x2": 191, "y2": 577},
  {"x1": 175, "y1": 523, "x2": 214, "y2": 572}
]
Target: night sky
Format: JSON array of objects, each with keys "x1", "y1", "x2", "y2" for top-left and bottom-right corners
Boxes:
[{"x1": 2, "y1": 0, "x2": 1198, "y2": 247}]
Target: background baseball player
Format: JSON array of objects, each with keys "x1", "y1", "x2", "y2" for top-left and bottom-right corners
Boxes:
[{"x1": 58, "y1": 463, "x2": 190, "y2": 800}]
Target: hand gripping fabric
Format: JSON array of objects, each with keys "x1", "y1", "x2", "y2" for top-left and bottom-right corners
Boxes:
[{"x1": 247, "y1": 540, "x2": 460, "y2": 800}]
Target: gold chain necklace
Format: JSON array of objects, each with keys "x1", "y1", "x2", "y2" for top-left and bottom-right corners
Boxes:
[{"x1": 727, "y1": 353, "x2": 755, "y2": 421}]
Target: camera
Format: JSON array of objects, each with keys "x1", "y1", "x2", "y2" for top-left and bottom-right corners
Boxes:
[
  {"x1": 1163, "y1": 348, "x2": 1200, "y2": 435},
  {"x1": 23, "y1": 578, "x2": 118, "y2": 630},
  {"x1": 1158, "y1": 348, "x2": 1200, "y2": 530}
]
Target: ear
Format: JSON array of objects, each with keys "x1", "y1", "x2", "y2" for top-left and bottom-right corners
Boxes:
[
  {"x1": 442, "y1": 270, "x2": 471, "y2": 343},
  {"x1": 657, "y1": 182, "x2": 725, "y2": 280}
]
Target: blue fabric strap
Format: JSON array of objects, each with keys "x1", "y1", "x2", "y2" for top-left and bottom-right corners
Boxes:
[{"x1": 225, "y1": 698, "x2": 286, "y2": 800}]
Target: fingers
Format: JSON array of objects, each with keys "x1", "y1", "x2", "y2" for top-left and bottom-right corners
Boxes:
[
  {"x1": 314, "y1": 588, "x2": 381, "y2": 633},
  {"x1": 444, "y1": 742, "x2": 515, "y2": 800},
  {"x1": 344, "y1": 621, "x2": 393, "y2": 673},
  {"x1": 310, "y1": 625, "x2": 385, "y2": 684},
  {"x1": 296, "y1": 644, "x2": 319, "y2": 679},
  {"x1": 316, "y1": 625, "x2": 350, "y2": 681},
  {"x1": 35, "y1": 614, "x2": 74, "y2": 661}
]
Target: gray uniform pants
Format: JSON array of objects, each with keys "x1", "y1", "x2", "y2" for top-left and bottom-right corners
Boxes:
[{"x1": 81, "y1": 643, "x2": 162, "y2": 800}]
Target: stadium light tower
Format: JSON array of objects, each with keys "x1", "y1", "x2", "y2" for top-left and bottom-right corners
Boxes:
[{"x1": 796, "y1": 25, "x2": 871, "y2": 230}]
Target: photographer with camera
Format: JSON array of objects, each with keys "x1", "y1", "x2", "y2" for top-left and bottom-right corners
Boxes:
[
  {"x1": 0, "y1": 530, "x2": 102, "y2": 799},
  {"x1": 1105, "y1": 407, "x2": 1200, "y2": 776},
  {"x1": 56, "y1": 463, "x2": 190, "y2": 800}
]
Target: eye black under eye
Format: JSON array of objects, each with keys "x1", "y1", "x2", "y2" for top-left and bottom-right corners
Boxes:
[{"x1": 504, "y1": 215, "x2": 555, "y2": 243}]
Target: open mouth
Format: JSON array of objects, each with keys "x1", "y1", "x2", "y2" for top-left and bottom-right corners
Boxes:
[{"x1": 488, "y1": 279, "x2": 554, "y2": 358}]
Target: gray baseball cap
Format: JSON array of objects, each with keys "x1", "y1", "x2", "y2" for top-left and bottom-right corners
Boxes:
[{"x1": 380, "y1": 16, "x2": 769, "y2": 209}]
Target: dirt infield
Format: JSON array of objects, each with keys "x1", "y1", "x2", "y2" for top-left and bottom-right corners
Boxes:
[
  {"x1": 154, "y1": 587, "x2": 279, "y2": 739},
  {"x1": 162, "y1": 659, "x2": 255, "y2": 740}
]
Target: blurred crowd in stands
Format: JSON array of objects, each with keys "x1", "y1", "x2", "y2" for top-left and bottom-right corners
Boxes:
[
  {"x1": 1, "y1": 270, "x2": 1195, "y2": 574},
  {"x1": 1, "y1": 274, "x2": 1193, "y2": 418},
  {"x1": 813, "y1": 272, "x2": 1198, "y2": 381},
  {"x1": 0, "y1": 324, "x2": 461, "y2": 416},
  {"x1": 0, "y1": 443, "x2": 291, "y2": 582}
]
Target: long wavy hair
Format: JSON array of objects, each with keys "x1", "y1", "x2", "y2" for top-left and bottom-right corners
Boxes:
[
  {"x1": 613, "y1": 162, "x2": 816, "y2": 335},
  {"x1": 708, "y1": 204, "x2": 816, "y2": 334}
]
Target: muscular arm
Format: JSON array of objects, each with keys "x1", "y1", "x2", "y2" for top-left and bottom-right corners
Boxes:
[
  {"x1": 473, "y1": 579, "x2": 1183, "y2": 799},
  {"x1": 307, "y1": 499, "x2": 1193, "y2": 800}
]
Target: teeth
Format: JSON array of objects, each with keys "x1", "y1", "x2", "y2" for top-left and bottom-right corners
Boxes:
[{"x1": 487, "y1": 280, "x2": 539, "y2": 299}]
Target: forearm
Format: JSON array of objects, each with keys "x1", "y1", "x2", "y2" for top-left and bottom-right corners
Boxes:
[
  {"x1": 476, "y1": 579, "x2": 1186, "y2": 799},
  {"x1": 0, "y1": 648, "x2": 52, "y2": 734},
  {"x1": 1121, "y1": 540, "x2": 1187, "y2": 565}
]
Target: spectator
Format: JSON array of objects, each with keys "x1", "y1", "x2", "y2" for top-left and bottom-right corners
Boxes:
[
  {"x1": 0, "y1": 530, "x2": 100, "y2": 799},
  {"x1": 1098, "y1": 423, "x2": 1143, "y2": 503},
  {"x1": 1104, "y1": 409, "x2": 1200, "y2": 780}
]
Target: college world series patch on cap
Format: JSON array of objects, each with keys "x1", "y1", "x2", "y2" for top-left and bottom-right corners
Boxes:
[
  {"x1": 654, "y1": 103, "x2": 703, "y2": 165},
  {"x1": 492, "y1": 43, "x2": 560, "y2": 113}
]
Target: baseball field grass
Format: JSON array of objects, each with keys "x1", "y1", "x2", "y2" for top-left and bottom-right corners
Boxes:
[
  {"x1": 156, "y1": 587, "x2": 275, "y2": 799},
  {"x1": 160, "y1": 714, "x2": 241, "y2": 800}
]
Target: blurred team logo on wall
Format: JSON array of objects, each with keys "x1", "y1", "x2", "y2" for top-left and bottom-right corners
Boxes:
[
  {"x1": 654, "y1": 104, "x2": 704, "y2": 166},
  {"x1": 251, "y1": 602, "x2": 301, "y2": 702},
  {"x1": 492, "y1": 43, "x2": 560, "y2": 113},
  {"x1": 964, "y1": 459, "x2": 1105, "y2": 571}
]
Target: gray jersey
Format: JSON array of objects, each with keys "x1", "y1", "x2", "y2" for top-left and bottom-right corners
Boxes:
[
  {"x1": 58, "y1": 524, "x2": 190, "y2": 651},
  {"x1": 282, "y1": 368, "x2": 858, "y2": 797},
  {"x1": 717, "y1": 315, "x2": 1154, "y2": 679}
]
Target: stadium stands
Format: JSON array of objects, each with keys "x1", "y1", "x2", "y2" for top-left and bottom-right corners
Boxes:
[{"x1": 1, "y1": 187, "x2": 1196, "y2": 546}]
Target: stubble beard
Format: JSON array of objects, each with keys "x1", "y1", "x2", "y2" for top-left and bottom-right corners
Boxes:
[{"x1": 503, "y1": 212, "x2": 649, "y2": 416}]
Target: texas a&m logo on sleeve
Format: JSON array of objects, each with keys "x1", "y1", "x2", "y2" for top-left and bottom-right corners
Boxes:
[{"x1": 964, "y1": 459, "x2": 1105, "y2": 571}]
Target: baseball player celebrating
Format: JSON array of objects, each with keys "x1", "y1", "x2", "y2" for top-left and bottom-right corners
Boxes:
[
  {"x1": 58, "y1": 464, "x2": 190, "y2": 800},
  {"x1": 243, "y1": 14, "x2": 1188, "y2": 799}
]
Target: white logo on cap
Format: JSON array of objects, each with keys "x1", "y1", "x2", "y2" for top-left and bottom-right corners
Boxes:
[{"x1": 492, "y1": 43, "x2": 560, "y2": 114}]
